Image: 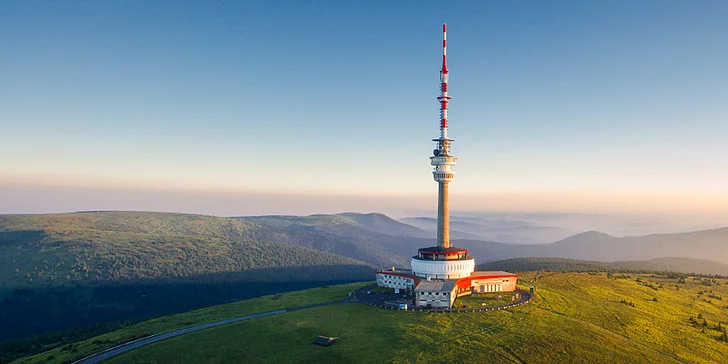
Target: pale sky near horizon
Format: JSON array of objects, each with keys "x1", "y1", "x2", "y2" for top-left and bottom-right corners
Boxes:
[{"x1": 2, "y1": 1, "x2": 727, "y2": 215}]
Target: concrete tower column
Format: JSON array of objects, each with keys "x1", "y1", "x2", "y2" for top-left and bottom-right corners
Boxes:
[{"x1": 437, "y1": 181, "x2": 450, "y2": 248}]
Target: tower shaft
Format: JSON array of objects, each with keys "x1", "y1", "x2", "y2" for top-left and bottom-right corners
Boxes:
[{"x1": 437, "y1": 181, "x2": 450, "y2": 248}]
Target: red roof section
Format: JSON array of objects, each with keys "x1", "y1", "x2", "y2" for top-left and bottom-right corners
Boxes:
[{"x1": 453, "y1": 273, "x2": 519, "y2": 291}]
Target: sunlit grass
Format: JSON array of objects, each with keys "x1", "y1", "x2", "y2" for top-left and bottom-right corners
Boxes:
[
  {"x1": 14, "y1": 282, "x2": 370, "y2": 364},
  {"x1": 19, "y1": 273, "x2": 728, "y2": 364}
]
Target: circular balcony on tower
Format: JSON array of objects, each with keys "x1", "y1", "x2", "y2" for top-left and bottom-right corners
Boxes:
[{"x1": 411, "y1": 246, "x2": 475, "y2": 280}]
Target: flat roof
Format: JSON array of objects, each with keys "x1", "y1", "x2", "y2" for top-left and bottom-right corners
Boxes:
[
  {"x1": 417, "y1": 246, "x2": 468, "y2": 254},
  {"x1": 378, "y1": 269, "x2": 414, "y2": 275},
  {"x1": 471, "y1": 271, "x2": 517, "y2": 277},
  {"x1": 414, "y1": 280, "x2": 457, "y2": 292}
]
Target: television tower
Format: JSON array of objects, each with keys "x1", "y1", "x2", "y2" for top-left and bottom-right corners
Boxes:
[{"x1": 431, "y1": 23, "x2": 457, "y2": 249}]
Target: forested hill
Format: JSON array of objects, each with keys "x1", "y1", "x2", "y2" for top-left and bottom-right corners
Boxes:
[
  {"x1": 479, "y1": 257, "x2": 728, "y2": 276},
  {"x1": 0, "y1": 211, "x2": 258, "y2": 238},
  {"x1": 0, "y1": 212, "x2": 375, "y2": 348},
  {"x1": 239, "y1": 212, "x2": 430, "y2": 238},
  {"x1": 5, "y1": 212, "x2": 728, "y2": 284},
  {"x1": 0, "y1": 212, "x2": 373, "y2": 287},
  {"x1": 234, "y1": 213, "x2": 436, "y2": 268}
]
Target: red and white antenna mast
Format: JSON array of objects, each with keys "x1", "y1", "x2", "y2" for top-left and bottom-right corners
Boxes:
[
  {"x1": 431, "y1": 23, "x2": 457, "y2": 249},
  {"x1": 439, "y1": 23, "x2": 450, "y2": 138}
]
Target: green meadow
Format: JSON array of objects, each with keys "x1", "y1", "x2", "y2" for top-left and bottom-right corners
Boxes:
[{"x1": 18, "y1": 272, "x2": 728, "y2": 363}]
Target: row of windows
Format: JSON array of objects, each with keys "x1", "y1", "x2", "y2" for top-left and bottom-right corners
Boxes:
[
  {"x1": 381, "y1": 275, "x2": 411, "y2": 282},
  {"x1": 417, "y1": 253, "x2": 467, "y2": 260},
  {"x1": 417, "y1": 292, "x2": 449, "y2": 296}
]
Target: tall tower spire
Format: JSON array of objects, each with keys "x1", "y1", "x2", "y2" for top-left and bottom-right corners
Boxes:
[
  {"x1": 431, "y1": 23, "x2": 457, "y2": 249},
  {"x1": 440, "y1": 23, "x2": 450, "y2": 136}
]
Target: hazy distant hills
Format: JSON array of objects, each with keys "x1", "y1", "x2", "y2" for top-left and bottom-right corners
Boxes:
[
  {"x1": 3, "y1": 211, "x2": 728, "y2": 286},
  {"x1": 401, "y1": 216, "x2": 582, "y2": 244},
  {"x1": 479, "y1": 257, "x2": 728, "y2": 276},
  {"x1": 450, "y1": 229, "x2": 728, "y2": 266},
  {"x1": 543, "y1": 229, "x2": 728, "y2": 264}
]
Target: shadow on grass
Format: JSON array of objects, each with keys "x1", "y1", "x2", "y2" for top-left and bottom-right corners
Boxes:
[{"x1": 0, "y1": 264, "x2": 374, "y2": 361}]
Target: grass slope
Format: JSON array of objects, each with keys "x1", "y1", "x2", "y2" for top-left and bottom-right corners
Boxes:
[
  {"x1": 21, "y1": 273, "x2": 728, "y2": 364},
  {"x1": 0, "y1": 212, "x2": 374, "y2": 352},
  {"x1": 12, "y1": 283, "x2": 371, "y2": 364}
]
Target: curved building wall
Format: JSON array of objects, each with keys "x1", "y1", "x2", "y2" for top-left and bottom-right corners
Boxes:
[{"x1": 410, "y1": 257, "x2": 475, "y2": 280}]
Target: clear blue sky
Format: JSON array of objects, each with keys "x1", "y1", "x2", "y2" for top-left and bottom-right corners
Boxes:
[{"x1": 1, "y1": 1, "x2": 727, "y2": 214}]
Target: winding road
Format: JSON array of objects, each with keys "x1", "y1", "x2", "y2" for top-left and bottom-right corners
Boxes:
[
  {"x1": 72, "y1": 299, "x2": 355, "y2": 364},
  {"x1": 72, "y1": 288, "x2": 531, "y2": 363}
]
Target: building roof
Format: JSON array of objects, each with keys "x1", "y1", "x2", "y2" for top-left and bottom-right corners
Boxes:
[
  {"x1": 378, "y1": 268, "x2": 416, "y2": 275},
  {"x1": 376, "y1": 270, "x2": 422, "y2": 285},
  {"x1": 452, "y1": 271, "x2": 519, "y2": 291},
  {"x1": 471, "y1": 271, "x2": 517, "y2": 277},
  {"x1": 313, "y1": 336, "x2": 336, "y2": 347},
  {"x1": 414, "y1": 280, "x2": 457, "y2": 292},
  {"x1": 417, "y1": 246, "x2": 468, "y2": 254}
]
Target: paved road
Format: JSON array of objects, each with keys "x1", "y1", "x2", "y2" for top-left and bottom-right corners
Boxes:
[
  {"x1": 73, "y1": 288, "x2": 532, "y2": 363},
  {"x1": 73, "y1": 299, "x2": 355, "y2": 364}
]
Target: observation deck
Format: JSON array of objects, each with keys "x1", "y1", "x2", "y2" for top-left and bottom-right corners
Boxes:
[{"x1": 411, "y1": 246, "x2": 475, "y2": 280}]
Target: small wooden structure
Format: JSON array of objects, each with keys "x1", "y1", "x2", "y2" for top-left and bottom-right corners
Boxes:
[{"x1": 312, "y1": 336, "x2": 336, "y2": 347}]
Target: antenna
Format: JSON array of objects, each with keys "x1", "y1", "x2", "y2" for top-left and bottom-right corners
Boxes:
[{"x1": 438, "y1": 23, "x2": 451, "y2": 136}]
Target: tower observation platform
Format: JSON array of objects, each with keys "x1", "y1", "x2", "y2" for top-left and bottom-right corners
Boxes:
[{"x1": 411, "y1": 247, "x2": 474, "y2": 280}]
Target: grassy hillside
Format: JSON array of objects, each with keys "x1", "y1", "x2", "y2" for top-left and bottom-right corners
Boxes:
[
  {"x1": 0, "y1": 214, "x2": 372, "y2": 287},
  {"x1": 4, "y1": 211, "x2": 728, "y2": 359},
  {"x1": 479, "y1": 257, "x2": 728, "y2": 276},
  {"x1": 9, "y1": 282, "x2": 371, "y2": 364},
  {"x1": 0, "y1": 211, "x2": 428, "y2": 275},
  {"x1": 0, "y1": 212, "x2": 374, "y2": 350},
  {"x1": 19, "y1": 272, "x2": 728, "y2": 364}
]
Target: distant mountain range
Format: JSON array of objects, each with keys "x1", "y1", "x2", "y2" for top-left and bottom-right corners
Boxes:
[
  {"x1": 401, "y1": 216, "x2": 582, "y2": 244},
  {"x1": 3, "y1": 211, "x2": 728, "y2": 287}
]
